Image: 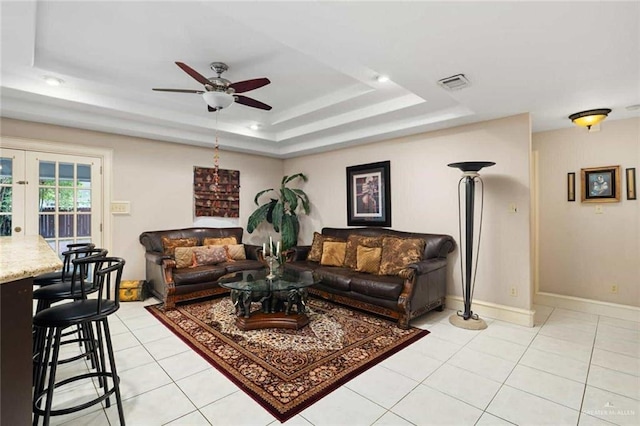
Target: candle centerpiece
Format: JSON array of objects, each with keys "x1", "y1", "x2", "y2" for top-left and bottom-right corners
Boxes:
[{"x1": 263, "y1": 237, "x2": 281, "y2": 279}]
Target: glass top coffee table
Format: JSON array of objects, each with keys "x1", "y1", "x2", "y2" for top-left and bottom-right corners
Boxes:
[{"x1": 218, "y1": 269, "x2": 320, "y2": 331}]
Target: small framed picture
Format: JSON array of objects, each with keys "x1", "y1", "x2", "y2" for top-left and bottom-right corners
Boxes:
[
  {"x1": 567, "y1": 172, "x2": 575, "y2": 202},
  {"x1": 346, "y1": 161, "x2": 391, "y2": 227},
  {"x1": 580, "y1": 165, "x2": 621, "y2": 203},
  {"x1": 627, "y1": 168, "x2": 636, "y2": 200}
]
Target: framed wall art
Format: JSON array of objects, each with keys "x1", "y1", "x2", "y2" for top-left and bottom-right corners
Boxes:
[
  {"x1": 346, "y1": 161, "x2": 391, "y2": 227},
  {"x1": 567, "y1": 172, "x2": 576, "y2": 202},
  {"x1": 580, "y1": 165, "x2": 621, "y2": 203},
  {"x1": 626, "y1": 167, "x2": 636, "y2": 200},
  {"x1": 193, "y1": 167, "x2": 240, "y2": 217}
]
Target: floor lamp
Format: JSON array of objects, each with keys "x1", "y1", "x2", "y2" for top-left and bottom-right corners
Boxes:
[{"x1": 447, "y1": 161, "x2": 495, "y2": 330}]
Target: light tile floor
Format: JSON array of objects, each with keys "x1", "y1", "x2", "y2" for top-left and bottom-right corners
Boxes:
[{"x1": 42, "y1": 299, "x2": 639, "y2": 426}]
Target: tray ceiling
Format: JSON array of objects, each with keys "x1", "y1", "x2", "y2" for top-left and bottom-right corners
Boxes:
[{"x1": 1, "y1": 1, "x2": 638, "y2": 158}]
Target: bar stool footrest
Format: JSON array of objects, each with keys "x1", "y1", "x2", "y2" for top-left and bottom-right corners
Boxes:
[{"x1": 33, "y1": 371, "x2": 120, "y2": 417}]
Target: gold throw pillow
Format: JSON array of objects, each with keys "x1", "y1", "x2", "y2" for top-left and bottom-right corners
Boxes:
[
  {"x1": 320, "y1": 241, "x2": 347, "y2": 267},
  {"x1": 203, "y1": 236, "x2": 237, "y2": 246},
  {"x1": 378, "y1": 236, "x2": 426, "y2": 276},
  {"x1": 161, "y1": 237, "x2": 199, "y2": 256},
  {"x1": 174, "y1": 247, "x2": 197, "y2": 269},
  {"x1": 343, "y1": 235, "x2": 384, "y2": 269},
  {"x1": 225, "y1": 244, "x2": 246, "y2": 261},
  {"x1": 307, "y1": 232, "x2": 343, "y2": 262},
  {"x1": 355, "y1": 245, "x2": 382, "y2": 274}
]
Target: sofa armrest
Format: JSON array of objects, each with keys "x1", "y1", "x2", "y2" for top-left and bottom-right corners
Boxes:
[
  {"x1": 146, "y1": 251, "x2": 170, "y2": 265},
  {"x1": 286, "y1": 246, "x2": 311, "y2": 262},
  {"x1": 244, "y1": 244, "x2": 261, "y2": 261},
  {"x1": 162, "y1": 258, "x2": 177, "y2": 284},
  {"x1": 408, "y1": 258, "x2": 447, "y2": 275}
]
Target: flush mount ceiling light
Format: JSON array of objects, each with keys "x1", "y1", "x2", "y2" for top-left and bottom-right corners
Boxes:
[
  {"x1": 568, "y1": 108, "x2": 611, "y2": 129},
  {"x1": 376, "y1": 75, "x2": 390, "y2": 83},
  {"x1": 202, "y1": 91, "x2": 234, "y2": 110},
  {"x1": 44, "y1": 76, "x2": 64, "y2": 86},
  {"x1": 249, "y1": 124, "x2": 260, "y2": 130}
]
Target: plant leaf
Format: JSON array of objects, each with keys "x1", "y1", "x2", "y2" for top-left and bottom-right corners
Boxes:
[
  {"x1": 283, "y1": 187, "x2": 298, "y2": 212},
  {"x1": 281, "y1": 214, "x2": 299, "y2": 250},
  {"x1": 266, "y1": 200, "x2": 277, "y2": 224},
  {"x1": 254, "y1": 188, "x2": 274, "y2": 205},
  {"x1": 284, "y1": 173, "x2": 307, "y2": 184},
  {"x1": 247, "y1": 202, "x2": 273, "y2": 233},
  {"x1": 271, "y1": 201, "x2": 284, "y2": 232},
  {"x1": 248, "y1": 172, "x2": 308, "y2": 245},
  {"x1": 292, "y1": 188, "x2": 310, "y2": 214}
]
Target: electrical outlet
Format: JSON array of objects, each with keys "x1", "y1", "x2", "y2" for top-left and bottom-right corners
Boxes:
[
  {"x1": 610, "y1": 285, "x2": 619, "y2": 294},
  {"x1": 508, "y1": 203, "x2": 518, "y2": 213},
  {"x1": 510, "y1": 287, "x2": 518, "y2": 297}
]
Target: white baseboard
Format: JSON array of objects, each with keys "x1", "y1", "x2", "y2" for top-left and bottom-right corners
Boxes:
[
  {"x1": 535, "y1": 292, "x2": 640, "y2": 322},
  {"x1": 445, "y1": 295, "x2": 535, "y2": 327}
]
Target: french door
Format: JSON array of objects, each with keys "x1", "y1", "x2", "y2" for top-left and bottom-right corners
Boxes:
[
  {"x1": 0, "y1": 149, "x2": 26, "y2": 237},
  {"x1": 0, "y1": 148, "x2": 103, "y2": 256}
]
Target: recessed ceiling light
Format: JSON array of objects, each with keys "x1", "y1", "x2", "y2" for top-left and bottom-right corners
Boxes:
[
  {"x1": 44, "y1": 76, "x2": 64, "y2": 86},
  {"x1": 249, "y1": 124, "x2": 260, "y2": 130},
  {"x1": 376, "y1": 75, "x2": 390, "y2": 83}
]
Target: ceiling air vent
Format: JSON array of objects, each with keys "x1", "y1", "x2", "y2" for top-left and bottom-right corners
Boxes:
[{"x1": 438, "y1": 74, "x2": 471, "y2": 91}]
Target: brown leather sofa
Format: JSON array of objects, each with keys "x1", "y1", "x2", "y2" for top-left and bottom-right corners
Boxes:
[
  {"x1": 284, "y1": 227, "x2": 455, "y2": 328},
  {"x1": 139, "y1": 227, "x2": 264, "y2": 309}
]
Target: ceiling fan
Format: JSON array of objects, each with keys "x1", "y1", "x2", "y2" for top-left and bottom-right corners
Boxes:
[{"x1": 153, "y1": 61, "x2": 272, "y2": 111}]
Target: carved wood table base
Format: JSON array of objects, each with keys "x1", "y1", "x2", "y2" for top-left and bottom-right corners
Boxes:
[{"x1": 235, "y1": 311, "x2": 309, "y2": 331}]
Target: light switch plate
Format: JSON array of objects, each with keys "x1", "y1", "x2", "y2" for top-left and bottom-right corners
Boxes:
[{"x1": 111, "y1": 201, "x2": 131, "y2": 215}]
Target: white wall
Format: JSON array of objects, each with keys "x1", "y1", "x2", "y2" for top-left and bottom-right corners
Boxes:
[
  {"x1": 285, "y1": 114, "x2": 533, "y2": 310},
  {"x1": 2, "y1": 114, "x2": 534, "y2": 311},
  {"x1": 533, "y1": 118, "x2": 640, "y2": 306},
  {"x1": 0, "y1": 118, "x2": 284, "y2": 281}
]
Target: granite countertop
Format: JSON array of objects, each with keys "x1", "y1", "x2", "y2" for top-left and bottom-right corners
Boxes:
[{"x1": 0, "y1": 235, "x2": 63, "y2": 284}]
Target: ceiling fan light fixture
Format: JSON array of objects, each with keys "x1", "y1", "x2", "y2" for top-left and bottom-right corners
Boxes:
[
  {"x1": 569, "y1": 108, "x2": 611, "y2": 129},
  {"x1": 203, "y1": 91, "x2": 234, "y2": 110}
]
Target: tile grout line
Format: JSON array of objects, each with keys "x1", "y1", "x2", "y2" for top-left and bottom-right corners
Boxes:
[
  {"x1": 474, "y1": 306, "x2": 554, "y2": 425},
  {"x1": 122, "y1": 302, "x2": 209, "y2": 423},
  {"x1": 576, "y1": 314, "x2": 601, "y2": 425}
]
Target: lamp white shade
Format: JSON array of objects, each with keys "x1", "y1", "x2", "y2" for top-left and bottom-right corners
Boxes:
[{"x1": 202, "y1": 91, "x2": 234, "y2": 110}]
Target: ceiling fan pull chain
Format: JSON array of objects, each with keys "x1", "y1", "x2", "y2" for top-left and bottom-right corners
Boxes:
[{"x1": 213, "y1": 109, "x2": 220, "y2": 195}]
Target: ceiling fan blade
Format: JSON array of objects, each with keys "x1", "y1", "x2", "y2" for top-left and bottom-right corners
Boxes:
[
  {"x1": 235, "y1": 95, "x2": 272, "y2": 110},
  {"x1": 175, "y1": 62, "x2": 211, "y2": 86},
  {"x1": 229, "y1": 78, "x2": 270, "y2": 93},
  {"x1": 152, "y1": 88, "x2": 204, "y2": 94}
]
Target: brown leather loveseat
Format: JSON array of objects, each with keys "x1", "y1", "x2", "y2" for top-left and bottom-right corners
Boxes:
[
  {"x1": 139, "y1": 227, "x2": 264, "y2": 309},
  {"x1": 284, "y1": 227, "x2": 455, "y2": 328}
]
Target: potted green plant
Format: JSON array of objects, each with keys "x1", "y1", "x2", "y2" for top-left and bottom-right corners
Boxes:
[{"x1": 247, "y1": 173, "x2": 310, "y2": 250}]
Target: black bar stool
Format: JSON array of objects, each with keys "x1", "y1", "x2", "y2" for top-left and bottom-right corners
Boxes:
[
  {"x1": 33, "y1": 247, "x2": 108, "y2": 314},
  {"x1": 33, "y1": 243, "x2": 96, "y2": 287},
  {"x1": 32, "y1": 257, "x2": 127, "y2": 426},
  {"x1": 32, "y1": 248, "x2": 108, "y2": 385}
]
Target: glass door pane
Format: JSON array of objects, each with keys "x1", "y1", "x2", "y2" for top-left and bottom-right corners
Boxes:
[
  {"x1": 0, "y1": 149, "x2": 26, "y2": 236},
  {"x1": 26, "y1": 152, "x2": 101, "y2": 255}
]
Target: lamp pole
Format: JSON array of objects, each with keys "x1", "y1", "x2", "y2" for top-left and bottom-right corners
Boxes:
[{"x1": 447, "y1": 161, "x2": 495, "y2": 329}]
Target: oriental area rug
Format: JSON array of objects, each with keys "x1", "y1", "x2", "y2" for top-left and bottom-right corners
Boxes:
[{"x1": 146, "y1": 297, "x2": 429, "y2": 422}]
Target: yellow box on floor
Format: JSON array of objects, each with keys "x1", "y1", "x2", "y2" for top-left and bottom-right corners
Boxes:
[{"x1": 119, "y1": 280, "x2": 146, "y2": 302}]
